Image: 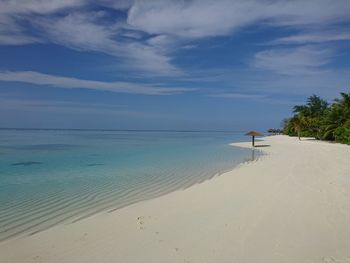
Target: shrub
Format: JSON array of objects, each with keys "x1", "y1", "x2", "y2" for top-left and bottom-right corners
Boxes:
[{"x1": 334, "y1": 119, "x2": 350, "y2": 144}]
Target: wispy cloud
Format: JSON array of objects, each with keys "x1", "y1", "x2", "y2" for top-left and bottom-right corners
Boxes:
[
  {"x1": 0, "y1": 0, "x2": 84, "y2": 45},
  {"x1": 0, "y1": 1, "x2": 179, "y2": 76},
  {"x1": 251, "y1": 46, "x2": 334, "y2": 75},
  {"x1": 127, "y1": 0, "x2": 350, "y2": 37},
  {"x1": 1, "y1": 0, "x2": 350, "y2": 76},
  {"x1": 0, "y1": 0, "x2": 85, "y2": 15},
  {"x1": 0, "y1": 96, "x2": 161, "y2": 118},
  {"x1": 0, "y1": 33, "x2": 40, "y2": 45},
  {"x1": 273, "y1": 30, "x2": 350, "y2": 44},
  {"x1": 32, "y1": 12, "x2": 180, "y2": 76},
  {"x1": 0, "y1": 16, "x2": 41, "y2": 45},
  {"x1": 208, "y1": 93, "x2": 268, "y2": 100},
  {"x1": 0, "y1": 71, "x2": 191, "y2": 95}
]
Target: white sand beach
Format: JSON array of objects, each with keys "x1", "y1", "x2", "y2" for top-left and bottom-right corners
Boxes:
[{"x1": 1, "y1": 135, "x2": 350, "y2": 263}]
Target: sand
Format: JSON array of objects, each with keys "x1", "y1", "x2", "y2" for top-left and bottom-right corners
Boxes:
[{"x1": 1, "y1": 135, "x2": 350, "y2": 263}]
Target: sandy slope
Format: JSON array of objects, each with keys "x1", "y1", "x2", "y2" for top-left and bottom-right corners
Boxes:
[{"x1": 1, "y1": 135, "x2": 350, "y2": 263}]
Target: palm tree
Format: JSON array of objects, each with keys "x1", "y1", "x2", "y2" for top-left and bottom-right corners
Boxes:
[
  {"x1": 290, "y1": 115, "x2": 307, "y2": 140},
  {"x1": 293, "y1": 95, "x2": 328, "y2": 137},
  {"x1": 293, "y1": 95, "x2": 328, "y2": 117},
  {"x1": 283, "y1": 92, "x2": 350, "y2": 144},
  {"x1": 334, "y1": 92, "x2": 350, "y2": 116},
  {"x1": 306, "y1": 95, "x2": 328, "y2": 117},
  {"x1": 319, "y1": 93, "x2": 350, "y2": 140}
]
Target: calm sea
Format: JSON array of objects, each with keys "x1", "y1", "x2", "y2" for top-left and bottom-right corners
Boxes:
[{"x1": 0, "y1": 129, "x2": 256, "y2": 241}]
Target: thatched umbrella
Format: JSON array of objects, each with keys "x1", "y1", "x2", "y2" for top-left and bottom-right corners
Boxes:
[{"x1": 245, "y1": 131, "x2": 263, "y2": 147}]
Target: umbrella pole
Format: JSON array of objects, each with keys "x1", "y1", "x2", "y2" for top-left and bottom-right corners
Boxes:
[{"x1": 252, "y1": 136, "x2": 255, "y2": 147}]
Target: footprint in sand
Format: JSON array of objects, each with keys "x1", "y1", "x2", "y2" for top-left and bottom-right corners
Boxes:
[
  {"x1": 137, "y1": 216, "x2": 153, "y2": 230},
  {"x1": 137, "y1": 216, "x2": 145, "y2": 230}
]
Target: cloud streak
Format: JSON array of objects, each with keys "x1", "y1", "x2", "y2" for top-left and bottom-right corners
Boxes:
[
  {"x1": 0, "y1": 71, "x2": 191, "y2": 95},
  {"x1": 252, "y1": 46, "x2": 334, "y2": 75},
  {"x1": 273, "y1": 30, "x2": 350, "y2": 44},
  {"x1": 0, "y1": 0, "x2": 85, "y2": 15},
  {"x1": 208, "y1": 93, "x2": 268, "y2": 100}
]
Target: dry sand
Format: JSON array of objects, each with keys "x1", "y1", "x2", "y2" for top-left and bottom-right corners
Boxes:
[{"x1": 1, "y1": 135, "x2": 350, "y2": 263}]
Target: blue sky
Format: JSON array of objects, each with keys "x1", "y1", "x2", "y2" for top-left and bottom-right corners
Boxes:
[{"x1": 0, "y1": 0, "x2": 350, "y2": 130}]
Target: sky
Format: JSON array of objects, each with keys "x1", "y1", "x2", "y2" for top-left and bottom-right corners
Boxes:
[{"x1": 0, "y1": 0, "x2": 350, "y2": 131}]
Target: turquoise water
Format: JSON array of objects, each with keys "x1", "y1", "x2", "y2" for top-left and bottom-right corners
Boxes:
[{"x1": 0, "y1": 129, "x2": 254, "y2": 241}]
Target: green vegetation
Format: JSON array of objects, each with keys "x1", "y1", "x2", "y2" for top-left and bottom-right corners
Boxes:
[
  {"x1": 267, "y1": 128, "x2": 283, "y2": 135},
  {"x1": 283, "y1": 93, "x2": 350, "y2": 144}
]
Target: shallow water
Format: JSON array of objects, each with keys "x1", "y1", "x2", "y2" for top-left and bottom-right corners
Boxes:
[{"x1": 0, "y1": 129, "x2": 255, "y2": 241}]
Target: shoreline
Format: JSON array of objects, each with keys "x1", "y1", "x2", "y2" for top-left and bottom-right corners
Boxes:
[
  {"x1": 0, "y1": 139, "x2": 253, "y2": 242},
  {"x1": 1, "y1": 135, "x2": 350, "y2": 262}
]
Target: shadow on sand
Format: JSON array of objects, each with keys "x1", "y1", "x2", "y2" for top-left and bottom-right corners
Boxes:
[{"x1": 254, "y1": 144, "x2": 270, "y2": 148}]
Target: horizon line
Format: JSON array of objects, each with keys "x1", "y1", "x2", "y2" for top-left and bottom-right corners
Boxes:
[{"x1": 0, "y1": 127, "x2": 255, "y2": 133}]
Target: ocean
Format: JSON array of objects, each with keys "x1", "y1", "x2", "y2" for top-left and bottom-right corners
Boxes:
[{"x1": 0, "y1": 129, "x2": 257, "y2": 241}]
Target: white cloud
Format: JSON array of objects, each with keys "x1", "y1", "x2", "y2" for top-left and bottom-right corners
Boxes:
[
  {"x1": 252, "y1": 46, "x2": 334, "y2": 75},
  {"x1": 208, "y1": 93, "x2": 268, "y2": 100},
  {"x1": 34, "y1": 13, "x2": 116, "y2": 52},
  {"x1": 120, "y1": 30, "x2": 144, "y2": 39},
  {"x1": 32, "y1": 12, "x2": 180, "y2": 76},
  {"x1": 1, "y1": 0, "x2": 350, "y2": 77},
  {"x1": 273, "y1": 30, "x2": 350, "y2": 44},
  {"x1": 0, "y1": 16, "x2": 41, "y2": 45},
  {"x1": 0, "y1": 33, "x2": 40, "y2": 45},
  {"x1": 0, "y1": 1, "x2": 179, "y2": 76},
  {"x1": 0, "y1": 0, "x2": 85, "y2": 15},
  {"x1": 127, "y1": 0, "x2": 350, "y2": 38},
  {"x1": 0, "y1": 0, "x2": 86, "y2": 45},
  {"x1": 0, "y1": 71, "x2": 191, "y2": 95}
]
